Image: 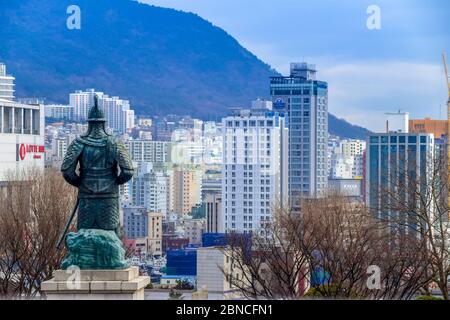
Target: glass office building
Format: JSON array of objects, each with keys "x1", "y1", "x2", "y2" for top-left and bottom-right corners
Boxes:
[
  {"x1": 270, "y1": 63, "x2": 328, "y2": 198},
  {"x1": 365, "y1": 133, "x2": 435, "y2": 231}
]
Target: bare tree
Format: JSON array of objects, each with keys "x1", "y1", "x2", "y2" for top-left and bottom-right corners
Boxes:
[
  {"x1": 221, "y1": 204, "x2": 313, "y2": 300},
  {"x1": 0, "y1": 168, "x2": 76, "y2": 299},
  {"x1": 299, "y1": 196, "x2": 381, "y2": 299},
  {"x1": 374, "y1": 152, "x2": 450, "y2": 299},
  {"x1": 222, "y1": 194, "x2": 434, "y2": 300}
]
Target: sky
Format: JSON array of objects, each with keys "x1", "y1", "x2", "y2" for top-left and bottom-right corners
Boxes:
[{"x1": 139, "y1": 0, "x2": 449, "y2": 131}]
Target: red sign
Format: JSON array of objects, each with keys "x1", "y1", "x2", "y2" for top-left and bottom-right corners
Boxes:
[{"x1": 18, "y1": 144, "x2": 45, "y2": 161}]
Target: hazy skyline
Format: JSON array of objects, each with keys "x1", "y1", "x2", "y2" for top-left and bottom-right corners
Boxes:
[{"x1": 141, "y1": 0, "x2": 449, "y2": 131}]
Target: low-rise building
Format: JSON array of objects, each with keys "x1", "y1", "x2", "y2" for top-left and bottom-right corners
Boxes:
[{"x1": 197, "y1": 247, "x2": 244, "y2": 299}]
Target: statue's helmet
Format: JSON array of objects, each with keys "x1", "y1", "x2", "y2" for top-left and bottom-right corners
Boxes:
[{"x1": 87, "y1": 95, "x2": 106, "y2": 122}]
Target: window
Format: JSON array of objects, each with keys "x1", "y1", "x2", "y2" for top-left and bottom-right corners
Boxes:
[
  {"x1": 420, "y1": 136, "x2": 427, "y2": 144},
  {"x1": 3, "y1": 107, "x2": 12, "y2": 133},
  {"x1": 14, "y1": 108, "x2": 22, "y2": 134},
  {"x1": 32, "y1": 109, "x2": 40, "y2": 135}
]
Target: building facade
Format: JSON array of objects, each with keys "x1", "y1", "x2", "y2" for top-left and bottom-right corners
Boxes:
[
  {"x1": 365, "y1": 132, "x2": 434, "y2": 231},
  {"x1": 197, "y1": 247, "x2": 243, "y2": 298},
  {"x1": 409, "y1": 118, "x2": 447, "y2": 139},
  {"x1": 0, "y1": 99, "x2": 45, "y2": 180},
  {"x1": 122, "y1": 206, "x2": 163, "y2": 257},
  {"x1": 0, "y1": 63, "x2": 15, "y2": 100},
  {"x1": 130, "y1": 163, "x2": 171, "y2": 217},
  {"x1": 182, "y1": 218, "x2": 206, "y2": 245},
  {"x1": 205, "y1": 192, "x2": 223, "y2": 233},
  {"x1": 329, "y1": 139, "x2": 366, "y2": 179},
  {"x1": 172, "y1": 168, "x2": 202, "y2": 217},
  {"x1": 125, "y1": 140, "x2": 172, "y2": 164},
  {"x1": 222, "y1": 103, "x2": 288, "y2": 233},
  {"x1": 70, "y1": 89, "x2": 135, "y2": 134},
  {"x1": 44, "y1": 104, "x2": 74, "y2": 120},
  {"x1": 270, "y1": 62, "x2": 328, "y2": 198}
]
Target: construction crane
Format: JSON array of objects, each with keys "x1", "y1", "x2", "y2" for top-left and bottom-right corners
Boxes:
[
  {"x1": 444, "y1": 53, "x2": 450, "y2": 163},
  {"x1": 443, "y1": 53, "x2": 450, "y2": 219},
  {"x1": 444, "y1": 53, "x2": 450, "y2": 144}
]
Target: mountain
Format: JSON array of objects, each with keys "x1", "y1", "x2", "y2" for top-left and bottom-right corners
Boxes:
[
  {"x1": 328, "y1": 114, "x2": 370, "y2": 140},
  {"x1": 0, "y1": 0, "x2": 369, "y2": 139}
]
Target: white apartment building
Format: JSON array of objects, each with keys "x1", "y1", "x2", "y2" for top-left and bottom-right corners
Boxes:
[
  {"x1": 329, "y1": 139, "x2": 366, "y2": 179},
  {"x1": 70, "y1": 89, "x2": 101, "y2": 122},
  {"x1": 341, "y1": 139, "x2": 366, "y2": 158},
  {"x1": 0, "y1": 63, "x2": 15, "y2": 100},
  {"x1": 131, "y1": 163, "x2": 171, "y2": 217},
  {"x1": 222, "y1": 103, "x2": 289, "y2": 233},
  {"x1": 44, "y1": 104, "x2": 73, "y2": 120},
  {"x1": 51, "y1": 138, "x2": 68, "y2": 159},
  {"x1": 125, "y1": 140, "x2": 172, "y2": 164},
  {"x1": 98, "y1": 95, "x2": 135, "y2": 135},
  {"x1": 0, "y1": 98, "x2": 45, "y2": 180},
  {"x1": 329, "y1": 156, "x2": 355, "y2": 179},
  {"x1": 70, "y1": 89, "x2": 135, "y2": 134}
]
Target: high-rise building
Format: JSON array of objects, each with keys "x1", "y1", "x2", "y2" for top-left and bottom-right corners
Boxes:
[
  {"x1": 365, "y1": 132, "x2": 435, "y2": 231},
  {"x1": 271, "y1": 62, "x2": 328, "y2": 198},
  {"x1": 130, "y1": 163, "x2": 171, "y2": 217},
  {"x1": 172, "y1": 168, "x2": 202, "y2": 216},
  {"x1": 222, "y1": 102, "x2": 289, "y2": 233},
  {"x1": 70, "y1": 89, "x2": 101, "y2": 122},
  {"x1": 70, "y1": 89, "x2": 135, "y2": 134},
  {"x1": 0, "y1": 63, "x2": 15, "y2": 101},
  {"x1": 98, "y1": 95, "x2": 135, "y2": 135}
]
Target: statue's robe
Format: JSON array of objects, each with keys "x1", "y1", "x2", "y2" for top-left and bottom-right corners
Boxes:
[{"x1": 61, "y1": 135, "x2": 134, "y2": 234}]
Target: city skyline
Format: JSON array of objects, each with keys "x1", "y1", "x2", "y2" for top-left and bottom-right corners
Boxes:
[{"x1": 1, "y1": 0, "x2": 449, "y2": 303}]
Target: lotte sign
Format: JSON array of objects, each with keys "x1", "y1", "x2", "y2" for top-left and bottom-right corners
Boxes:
[{"x1": 16, "y1": 144, "x2": 45, "y2": 161}]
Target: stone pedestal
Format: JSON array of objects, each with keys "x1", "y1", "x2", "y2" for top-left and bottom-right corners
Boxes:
[{"x1": 42, "y1": 266, "x2": 150, "y2": 300}]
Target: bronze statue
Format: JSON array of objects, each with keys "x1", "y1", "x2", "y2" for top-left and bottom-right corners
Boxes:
[{"x1": 58, "y1": 96, "x2": 134, "y2": 270}]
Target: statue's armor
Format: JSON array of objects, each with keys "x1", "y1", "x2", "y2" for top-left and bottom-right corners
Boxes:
[{"x1": 61, "y1": 135, "x2": 134, "y2": 232}]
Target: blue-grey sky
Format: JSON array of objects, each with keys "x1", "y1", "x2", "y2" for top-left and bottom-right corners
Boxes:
[{"x1": 140, "y1": 0, "x2": 449, "y2": 131}]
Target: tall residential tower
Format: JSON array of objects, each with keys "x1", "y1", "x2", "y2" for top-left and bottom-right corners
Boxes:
[
  {"x1": 270, "y1": 63, "x2": 328, "y2": 199},
  {"x1": 221, "y1": 101, "x2": 288, "y2": 233}
]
